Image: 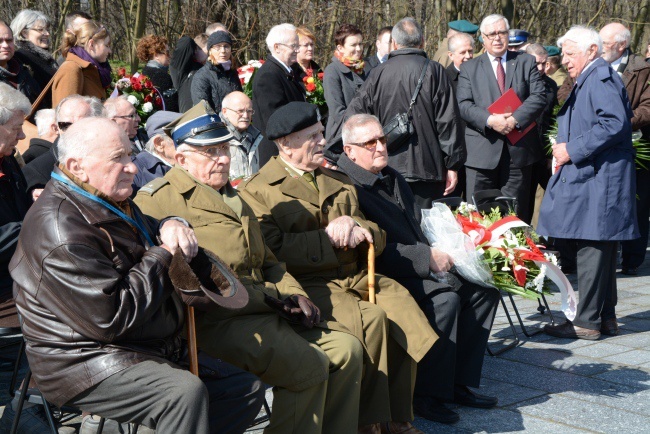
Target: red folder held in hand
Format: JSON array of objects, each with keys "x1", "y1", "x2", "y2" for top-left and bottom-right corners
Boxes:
[{"x1": 488, "y1": 88, "x2": 536, "y2": 145}]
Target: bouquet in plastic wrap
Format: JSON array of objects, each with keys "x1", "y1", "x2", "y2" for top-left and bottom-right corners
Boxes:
[{"x1": 421, "y1": 202, "x2": 576, "y2": 321}]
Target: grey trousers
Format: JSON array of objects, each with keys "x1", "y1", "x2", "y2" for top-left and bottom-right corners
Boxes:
[{"x1": 67, "y1": 359, "x2": 264, "y2": 434}]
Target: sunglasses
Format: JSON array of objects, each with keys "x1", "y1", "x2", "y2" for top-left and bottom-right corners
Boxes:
[{"x1": 348, "y1": 135, "x2": 387, "y2": 150}]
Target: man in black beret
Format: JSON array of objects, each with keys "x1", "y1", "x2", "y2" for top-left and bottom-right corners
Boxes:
[
  {"x1": 135, "y1": 100, "x2": 365, "y2": 434},
  {"x1": 240, "y1": 102, "x2": 438, "y2": 434}
]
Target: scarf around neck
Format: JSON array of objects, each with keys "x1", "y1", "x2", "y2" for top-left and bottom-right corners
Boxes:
[
  {"x1": 334, "y1": 50, "x2": 365, "y2": 75},
  {"x1": 69, "y1": 46, "x2": 112, "y2": 88}
]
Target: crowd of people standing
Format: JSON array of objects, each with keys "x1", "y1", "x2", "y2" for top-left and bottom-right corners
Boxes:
[{"x1": 0, "y1": 6, "x2": 649, "y2": 434}]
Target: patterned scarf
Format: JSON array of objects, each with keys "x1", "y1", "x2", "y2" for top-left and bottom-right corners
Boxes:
[
  {"x1": 69, "y1": 46, "x2": 112, "y2": 88},
  {"x1": 334, "y1": 50, "x2": 365, "y2": 75}
]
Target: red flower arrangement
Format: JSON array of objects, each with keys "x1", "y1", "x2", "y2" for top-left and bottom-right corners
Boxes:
[
  {"x1": 302, "y1": 69, "x2": 326, "y2": 109},
  {"x1": 110, "y1": 68, "x2": 163, "y2": 126}
]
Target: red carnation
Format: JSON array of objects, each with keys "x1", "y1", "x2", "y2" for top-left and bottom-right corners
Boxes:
[
  {"x1": 118, "y1": 67, "x2": 126, "y2": 77},
  {"x1": 132, "y1": 82, "x2": 142, "y2": 92},
  {"x1": 144, "y1": 94, "x2": 153, "y2": 103},
  {"x1": 155, "y1": 96, "x2": 163, "y2": 108},
  {"x1": 130, "y1": 76, "x2": 138, "y2": 84},
  {"x1": 144, "y1": 80, "x2": 153, "y2": 89},
  {"x1": 306, "y1": 82, "x2": 316, "y2": 92},
  {"x1": 317, "y1": 72, "x2": 324, "y2": 80}
]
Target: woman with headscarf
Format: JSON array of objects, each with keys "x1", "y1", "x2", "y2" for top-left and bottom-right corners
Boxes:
[
  {"x1": 137, "y1": 34, "x2": 178, "y2": 112},
  {"x1": 190, "y1": 31, "x2": 242, "y2": 112},
  {"x1": 10, "y1": 9, "x2": 58, "y2": 91},
  {"x1": 51, "y1": 21, "x2": 111, "y2": 107},
  {"x1": 323, "y1": 24, "x2": 366, "y2": 147}
]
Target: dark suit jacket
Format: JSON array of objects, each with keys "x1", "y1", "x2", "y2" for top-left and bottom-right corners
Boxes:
[
  {"x1": 363, "y1": 54, "x2": 380, "y2": 76},
  {"x1": 252, "y1": 56, "x2": 305, "y2": 167},
  {"x1": 445, "y1": 63, "x2": 460, "y2": 93},
  {"x1": 457, "y1": 51, "x2": 546, "y2": 170}
]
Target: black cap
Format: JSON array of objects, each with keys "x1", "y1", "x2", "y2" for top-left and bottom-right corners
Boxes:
[
  {"x1": 266, "y1": 102, "x2": 322, "y2": 140},
  {"x1": 207, "y1": 31, "x2": 233, "y2": 51}
]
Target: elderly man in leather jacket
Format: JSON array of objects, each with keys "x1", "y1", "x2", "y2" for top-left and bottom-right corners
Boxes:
[{"x1": 10, "y1": 117, "x2": 264, "y2": 434}]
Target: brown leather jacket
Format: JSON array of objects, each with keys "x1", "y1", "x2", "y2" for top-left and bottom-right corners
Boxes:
[{"x1": 10, "y1": 169, "x2": 184, "y2": 407}]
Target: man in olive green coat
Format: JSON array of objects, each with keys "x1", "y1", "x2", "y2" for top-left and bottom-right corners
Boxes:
[
  {"x1": 135, "y1": 101, "x2": 363, "y2": 434},
  {"x1": 240, "y1": 102, "x2": 437, "y2": 434}
]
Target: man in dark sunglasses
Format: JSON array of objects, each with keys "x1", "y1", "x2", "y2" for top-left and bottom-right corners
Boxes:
[{"x1": 22, "y1": 94, "x2": 105, "y2": 201}]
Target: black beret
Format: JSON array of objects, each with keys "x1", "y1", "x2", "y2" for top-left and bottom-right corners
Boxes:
[
  {"x1": 207, "y1": 31, "x2": 233, "y2": 51},
  {"x1": 266, "y1": 102, "x2": 322, "y2": 140}
]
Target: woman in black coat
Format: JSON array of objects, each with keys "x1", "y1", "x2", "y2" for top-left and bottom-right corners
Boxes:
[
  {"x1": 323, "y1": 24, "x2": 366, "y2": 154},
  {"x1": 137, "y1": 34, "x2": 178, "y2": 112},
  {"x1": 190, "y1": 31, "x2": 242, "y2": 112}
]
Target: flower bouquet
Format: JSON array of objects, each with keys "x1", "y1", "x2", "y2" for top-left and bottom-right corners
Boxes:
[
  {"x1": 237, "y1": 60, "x2": 264, "y2": 99},
  {"x1": 302, "y1": 69, "x2": 326, "y2": 110},
  {"x1": 111, "y1": 68, "x2": 163, "y2": 126},
  {"x1": 421, "y1": 202, "x2": 577, "y2": 320}
]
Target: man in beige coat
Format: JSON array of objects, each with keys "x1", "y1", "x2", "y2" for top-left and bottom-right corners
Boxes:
[
  {"x1": 135, "y1": 101, "x2": 363, "y2": 434},
  {"x1": 240, "y1": 102, "x2": 437, "y2": 434}
]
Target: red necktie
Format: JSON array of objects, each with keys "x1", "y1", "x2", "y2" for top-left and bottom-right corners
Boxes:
[{"x1": 495, "y1": 57, "x2": 506, "y2": 94}]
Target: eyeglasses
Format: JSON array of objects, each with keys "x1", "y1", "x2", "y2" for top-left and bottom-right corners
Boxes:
[
  {"x1": 29, "y1": 27, "x2": 50, "y2": 34},
  {"x1": 224, "y1": 107, "x2": 254, "y2": 117},
  {"x1": 348, "y1": 135, "x2": 387, "y2": 150},
  {"x1": 277, "y1": 43, "x2": 300, "y2": 52},
  {"x1": 211, "y1": 44, "x2": 232, "y2": 52},
  {"x1": 183, "y1": 145, "x2": 230, "y2": 159},
  {"x1": 57, "y1": 121, "x2": 73, "y2": 132},
  {"x1": 482, "y1": 30, "x2": 509, "y2": 40},
  {"x1": 113, "y1": 114, "x2": 139, "y2": 121}
]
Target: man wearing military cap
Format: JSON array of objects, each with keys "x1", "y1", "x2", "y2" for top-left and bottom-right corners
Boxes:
[
  {"x1": 544, "y1": 45, "x2": 568, "y2": 87},
  {"x1": 240, "y1": 101, "x2": 437, "y2": 434},
  {"x1": 135, "y1": 100, "x2": 364, "y2": 434},
  {"x1": 433, "y1": 19, "x2": 479, "y2": 68}
]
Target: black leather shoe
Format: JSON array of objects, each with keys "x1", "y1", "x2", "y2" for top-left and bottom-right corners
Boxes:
[
  {"x1": 600, "y1": 317, "x2": 619, "y2": 336},
  {"x1": 452, "y1": 385, "x2": 498, "y2": 409},
  {"x1": 413, "y1": 396, "x2": 459, "y2": 424}
]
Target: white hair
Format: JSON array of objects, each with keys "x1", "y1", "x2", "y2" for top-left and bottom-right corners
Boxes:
[
  {"x1": 342, "y1": 114, "x2": 382, "y2": 145},
  {"x1": 55, "y1": 94, "x2": 105, "y2": 122},
  {"x1": 58, "y1": 118, "x2": 123, "y2": 164},
  {"x1": 480, "y1": 14, "x2": 509, "y2": 35},
  {"x1": 145, "y1": 134, "x2": 174, "y2": 154},
  {"x1": 103, "y1": 95, "x2": 133, "y2": 118},
  {"x1": 0, "y1": 82, "x2": 31, "y2": 125},
  {"x1": 266, "y1": 23, "x2": 297, "y2": 53},
  {"x1": 558, "y1": 25, "x2": 602, "y2": 56},
  {"x1": 448, "y1": 32, "x2": 475, "y2": 53},
  {"x1": 10, "y1": 9, "x2": 50, "y2": 43},
  {"x1": 610, "y1": 25, "x2": 631, "y2": 47},
  {"x1": 34, "y1": 109, "x2": 56, "y2": 136}
]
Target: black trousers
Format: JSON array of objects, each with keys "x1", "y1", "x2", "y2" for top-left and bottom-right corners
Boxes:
[
  {"x1": 413, "y1": 275, "x2": 500, "y2": 401},
  {"x1": 622, "y1": 167, "x2": 649, "y2": 269},
  {"x1": 68, "y1": 358, "x2": 264, "y2": 434},
  {"x1": 573, "y1": 240, "x2": 618, "y2": 330},
  {"x1": 466, "y1": 145, "x2": 534, "y2": 223},
  {"x1": 407, "y1": 180, "x2": 448, "y2": 210}
]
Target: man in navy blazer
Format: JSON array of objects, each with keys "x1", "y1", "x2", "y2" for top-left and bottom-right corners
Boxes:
[
  {"x1": 538, "y1": 26, "x2": 638, "y2": 340},
  {"x1": 252, "y1": 23, "x2": 305, "y2": 167},
  {"x1": 457, "y1": 14, "x2": 546, "y2": 223}
]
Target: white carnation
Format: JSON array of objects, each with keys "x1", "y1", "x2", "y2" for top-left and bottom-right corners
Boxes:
[
  {"x1": 127, "y1": 95, "x2": 139, "y2": 106},
  {"x1": 142, "y1": 102, "x2": 153, "y2": 113}
]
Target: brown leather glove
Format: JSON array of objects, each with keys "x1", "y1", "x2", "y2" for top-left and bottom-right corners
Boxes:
[{"x1": 264, "y1": 294, "x2": 321, "y2": 328}]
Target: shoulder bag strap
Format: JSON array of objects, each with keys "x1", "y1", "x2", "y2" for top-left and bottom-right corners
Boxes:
[
  {"x1": 407, "y1": 59, "x2": 430, "y2": 116},
  {"x1": 27, "y1": 74, "x2": 56, "y2": 119}
]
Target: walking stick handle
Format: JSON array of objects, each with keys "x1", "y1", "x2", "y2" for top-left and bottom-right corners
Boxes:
[
  {"x1": 186, "y1": 305, "x2": 199, "y2": 376},
  {"x1": 368, "y1": 242, "x2": 376, "y2": 304}
]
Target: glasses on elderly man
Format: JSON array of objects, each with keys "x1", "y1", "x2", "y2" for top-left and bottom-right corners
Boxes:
[
  {"x1": 482, "y1": 30, "x2": 509, "y2": 40},
  {"x1": 348, "y1": 135, "x2": 387, "y2": 151},
  {"x1": 183, "y1": 145, "x2": 230, "y2": 160},
  {"x1": 57, "y1": 122, "x2": 73, "y2": 132},
  {"x1": 277, "y1": 42, "x2": 300, "y2": 52},
  {"x1": 224, "y1": 107, "x2": 254, "y2": 117}
]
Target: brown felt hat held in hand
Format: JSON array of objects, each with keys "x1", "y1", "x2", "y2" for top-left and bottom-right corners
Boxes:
[{"x1": 168, "y1": 248, "x2": 249, "y2": 311}]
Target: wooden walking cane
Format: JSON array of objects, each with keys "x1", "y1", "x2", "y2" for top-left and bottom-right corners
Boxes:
[
  {"x1": 368, "y1": 242, "x2": 376, "y2": 304},
  {"x1": 186, "y1": 306, "x2": 199, "y2": 376}
]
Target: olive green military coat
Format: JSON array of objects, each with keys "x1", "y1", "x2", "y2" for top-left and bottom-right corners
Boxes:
[{"x1": 240, "y1": 157, "x2": 437, "y2": 363}]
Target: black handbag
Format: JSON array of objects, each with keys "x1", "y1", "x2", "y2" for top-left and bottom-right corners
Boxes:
[{"x1": 383, "y1": 59, "x2": 430, "y2": 151}]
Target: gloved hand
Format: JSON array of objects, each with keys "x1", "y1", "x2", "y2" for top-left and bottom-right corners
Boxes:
[{"x1": 264, "y1": 294, "x2": 321, "y2": 328}]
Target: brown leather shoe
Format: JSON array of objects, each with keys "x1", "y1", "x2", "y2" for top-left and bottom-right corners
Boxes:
[
  {"x1": 380, "y1": 422, "x2": 424, "y2": 434},
  {"x1": 544, "y1": 321, "x2": 600, "y2": 340},
  {"x1": 600, "y1": 317, "x2": 619, "y2": 336},
  {"x1": 358, "y1": 423, "x2": 381, "y2": 434}
]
